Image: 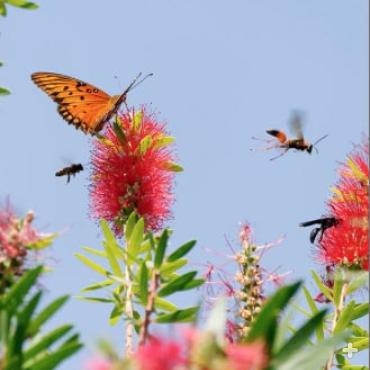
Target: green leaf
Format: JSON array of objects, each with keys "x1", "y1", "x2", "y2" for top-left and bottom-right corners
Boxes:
[
  {"x1": 341, "y1": 366, "x2": 369, "y2": 370},
  {"x1": 125, "y1": 212, "x2": 138, "y2": 241},
  {"x1": 274, "y1": 332, "x2": 349, "y2": 370},
  {"x1": 351, "y1": 303, "x2": 369, "y2": 321},
  {"x1": 333, "y1": 270, "x2": 345, "y2": 307},
  {"x1": 5, "y1": 0, "x2": 38, "y2": 9},
  {"x1": 25, "y1": 341, "x2": 82, "y2": 370},
  {"x1": 74, "y1": 253, "x2": 108, "y2": 276},
  {"x1": 23, "y1": 325, "x2": 73, "y2": 363},
  {"x1": 167, "y1": 240, "x2": 196, "y2": 262},
  {"x1": 113, "y1": 117, "x2": 126, "y2": 145},
  {"x1": 158, "y1": 271, "x2": 197, "y2": 297},
  {"x1": 183, "y1": 278, "x2": 205, "y2": 290},
  {"x1": 311, "y1": 270, "x2": 332, "y2": 302},
  {"x1": 132, "y1": 110, "x2": 143, "y2": 131},
  {"x1": 3, "y1": 266, "x2": 43, "y2": 310},
  {"x1": 153, "y1": 136, "x2": 175, "y2": 149},
  {"x1": 347, "y1": 271, "x2": 369, "y2": 294},
  {"x1": 154, "y1": 229, "x2": 169, "y2": 268},
  {"x1": 161, "y1": 259, "x2": 188, "y2": 275},
  {"x1": 82, "y1": 246, "x2": 107, "y2": 258},
  {"x1": 81, "y1": 280, "x2": 114, "y2": 292},
  {"x1": 335, "y1": 300, "x2": 356, "y2": 333},
  {"x1": 302, "y1": 286, "x2": 318, "y2": 314},
  {"x1": 156, "y1": 307, "x2": 198, "y2": 323},
  {"x1": 138, "y1": 134, "x2": 153, "y2": 155},
  {"x1": 273, "y1": 310, "x2": 327, "y2": 366},
  {"x1": 345, "y1": 337, "x2": 369, "y2": 353},
  {"x1": 76, "y1": 296, "x2": 113, "y2": 303},
  {"x1": 27, "y1": 233, "x2": 58, "y2": 250},
  {"x1": 163, "y1": 161, "x2": 184, "y2": 172},
  {"x1": 154, "y1": 297, "x2": 177, "y2": 312},
  {"x1": 11, "y1": 292, "x2": 42, "y2": 357},
  {"x1": 139, "y1": 261, "x2": 149, "y2": 305},
  {"x1": 109, "y1": 305, "x2": 123, "y2": 326},
  {"x1": 302, "y1": 287, "x2": 324, "y2": 341},
  {"x1": 0, "y1": 3, "x2": 7, "y2": 16},
  {"x1": 0, "y1": 87, "x2": 11, "y2": 95},
  {"x1": 247, "y1": 282, "x2": 302, "y2": 345},
  {"x1": 349, "y1": 323, "x2": 368, "y2": 337},
  {"x1": 28, "y1": 295, "x2": 69, "y2": 336},
  {"x1": 127, "y1": 217, "x2": 144, "y2": 264},
  {"x1": 101, "y1": 220, "x2": 124, "y2": 277}
]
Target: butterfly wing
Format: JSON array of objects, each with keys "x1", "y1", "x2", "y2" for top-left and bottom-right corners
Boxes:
[{"x1": 31, "y1": 72, "x2": 117, "y2": 134}]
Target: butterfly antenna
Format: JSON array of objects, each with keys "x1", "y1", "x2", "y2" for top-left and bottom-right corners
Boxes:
[{"x1": 126, "y1": 73, "x2": 154, "y2": 94}]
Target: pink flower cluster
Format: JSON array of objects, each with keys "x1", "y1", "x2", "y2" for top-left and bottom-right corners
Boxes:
[
  {"x1": 86, "y1": 334, "x2": 267, "y2": 370},
  {"x1": 0, "y1": 203, "x2": 40, "y2": 261}
]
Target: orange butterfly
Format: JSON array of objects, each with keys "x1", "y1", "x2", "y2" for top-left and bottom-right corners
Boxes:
[{"x1": 31, "y1": 72, "x2": 152, "y2": 134}]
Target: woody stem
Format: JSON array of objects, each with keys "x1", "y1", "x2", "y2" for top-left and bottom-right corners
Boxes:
[{"x1": 138, "y1": 269, "x2": 160, "y2": 346}]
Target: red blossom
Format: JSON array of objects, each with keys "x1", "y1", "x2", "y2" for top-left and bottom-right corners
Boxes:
[
  {"x1": 85, "y1": 357, "x2": 113, "y2": 370},
  {"x1": 135, "y1": 338, "x2": 185, "y2": 370},
  {"x1": 319, "y1": 140, "x2": 369, "y2": 270},
  {"x1": 225, "y1": 341, "x2": 268, "y2": 370},
  {"x1": 90, "y1": 108, "x2": 177, "y2": 234}
]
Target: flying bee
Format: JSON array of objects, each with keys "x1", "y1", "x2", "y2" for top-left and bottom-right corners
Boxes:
[
  {"x1": 253, "y1": 111, "x2": 328, "y2": 160},
  {"x1": 299, "y1": 217, "x2": 340, "y2": 244},
  {"x1": 55, "y1": 163, "x2": 84, "y2": 183}
]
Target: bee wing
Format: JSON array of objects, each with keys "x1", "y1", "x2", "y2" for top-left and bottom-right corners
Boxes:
[
  {"x1": 266, "y1": 129, "x2": 287, "y2": 143},
  {"x1": 289, "y1": 111, "x2": 305, "y2": 140}
]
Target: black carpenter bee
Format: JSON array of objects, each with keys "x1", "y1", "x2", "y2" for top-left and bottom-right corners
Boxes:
[
  {"x1": 254, "y1": 111, "x2": 328, "y2": 160},
  {"x1": 299, "y1": 217, "x2": 340, "y2": 244},
  {"x1": 55, "y1": 163, "x2": 84, "y2": 183}
]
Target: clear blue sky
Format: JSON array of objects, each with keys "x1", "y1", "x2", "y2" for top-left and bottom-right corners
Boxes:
[{"x1": 0, "y1": 1, "x2": 368, "y2": 368}]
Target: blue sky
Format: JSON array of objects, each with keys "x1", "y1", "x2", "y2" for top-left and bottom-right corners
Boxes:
[{"x1": 0, "y1": 0, "x2": 368, "y2": 368}]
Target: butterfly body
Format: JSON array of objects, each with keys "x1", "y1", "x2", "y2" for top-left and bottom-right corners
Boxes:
[{"x1": 31, "y1": 72, "x2": 143, "y2": 134}]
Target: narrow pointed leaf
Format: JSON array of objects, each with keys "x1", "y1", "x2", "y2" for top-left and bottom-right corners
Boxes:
[
  {"x1": 311, "y1": 270, "x2": 332, "y2": 302},
  {"x1": 167, "y1": 240, "x2": 196, "y2": 262},
  {"x1": 28, "y1": 295, "x2": 69, "y2": 336},
  {"x1": 273, "y1": 310, "x2": 327, "y2": 366},
  {"x1": 23, "y1": 325, "x2": 73, "y2": 362},
  {"x1": 158, "y1": 271, "x2": 197, "y2": 297},
  {"x1": 74, "y1": 253, "x2": 107, "y2": 276},
  {"x1": 154, "y1": 229, "x2": 169, "y2": 268},
  {"x1": 139, "y1": 261, "x2": 149, "y2": 304},
  {"x1": 156, "y1": 307, "x2": 198, "y2": 323}
]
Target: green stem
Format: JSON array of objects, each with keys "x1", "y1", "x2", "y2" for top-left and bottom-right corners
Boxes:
[{"x1": 324, "y1": 282, "x2": 348, "y2": 370}]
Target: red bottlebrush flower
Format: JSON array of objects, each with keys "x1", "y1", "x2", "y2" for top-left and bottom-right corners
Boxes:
[
  {"x1": 90, "y1": 108, "x2": 179, "y2": 234},
  {"x1": 225, "y1": 341, "x2": 268, "y2": 370},
  {"x1": 319, "y1": 140, "x2": 369, "y2": 270},
  {"x1": 135, "y1": 338, "x2": 185, "y2": 370}
]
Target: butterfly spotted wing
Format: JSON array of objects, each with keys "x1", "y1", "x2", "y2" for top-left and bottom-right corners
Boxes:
[{"x1": 31, "y1": 72, "x2": 127, "y2": 134}]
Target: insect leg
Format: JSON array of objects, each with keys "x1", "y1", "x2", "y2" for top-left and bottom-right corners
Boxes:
[{"x1": 270, "y1": 148, "x2": 289, "y2": 161}]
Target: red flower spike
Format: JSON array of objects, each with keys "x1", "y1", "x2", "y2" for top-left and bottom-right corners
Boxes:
[
  {"x1": 135, "y1": 338, "x2": 185, "y2": 370},
  {"x1": 90, "y1": 108, "x2": 178, "y2": 234},
  {"x1": 225, "y1": 341, "x2": 268, "y2": 370},
  {"x1": 319, "y1": 140, "x2": 369, "y2": 270}
]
